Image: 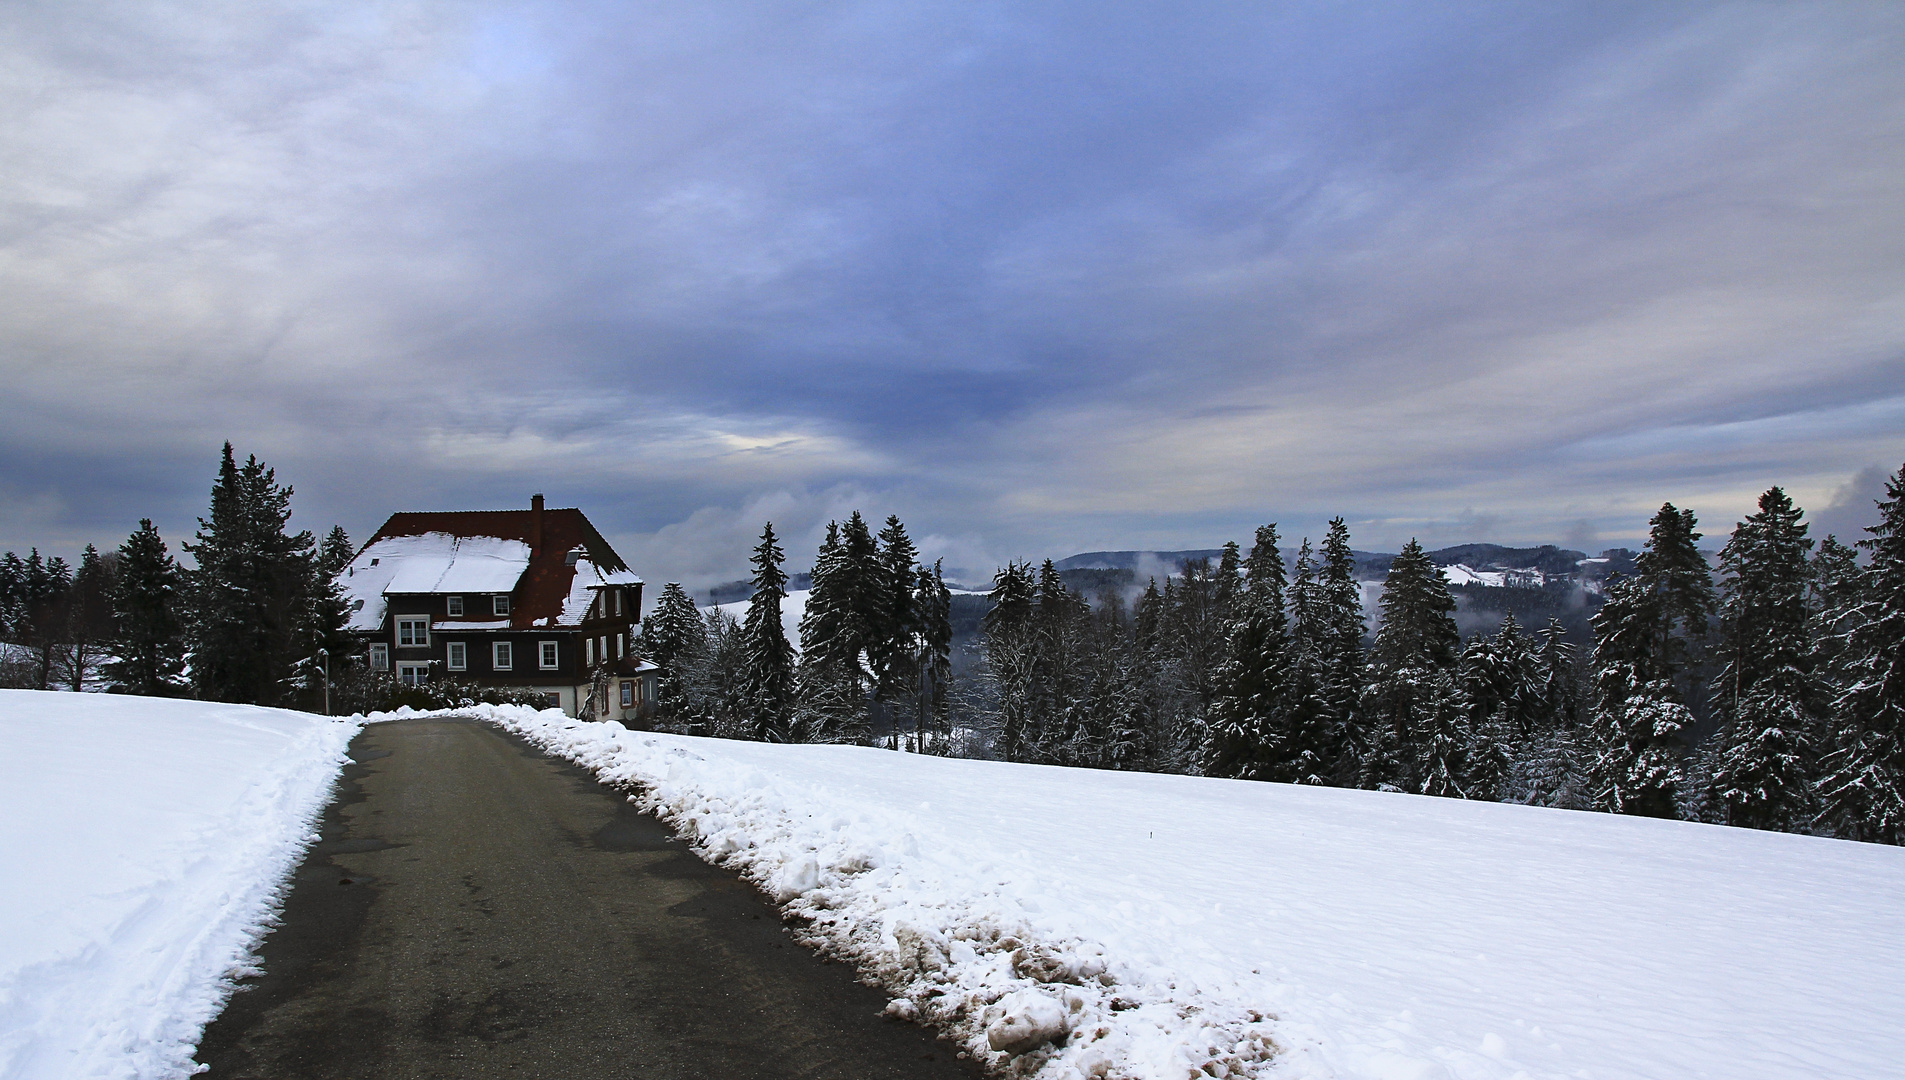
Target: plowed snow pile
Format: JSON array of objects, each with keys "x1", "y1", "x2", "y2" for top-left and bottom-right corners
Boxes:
[
  {"x1": 479, "y1": 706, "x2": 1905, "y2": 1080},
  {"x1": 0, "y1": 690, "x2": 359, "y2": 1080}
]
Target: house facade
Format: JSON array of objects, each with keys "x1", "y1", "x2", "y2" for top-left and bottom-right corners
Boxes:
[{"x1": 342, "y1": 495, "x2": 655, "y2": 721}]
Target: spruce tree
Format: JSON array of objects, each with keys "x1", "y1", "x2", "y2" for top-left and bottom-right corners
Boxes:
[
  {"x1": 1282, "y1": 538, "x2": 1334, "y2": 784},
  {"x1": 1634, "y1": 502, "x2": 1717, "y2": 697},
  {"x1": 10, "y1": 550, "x2": 71, "y2": 690},
  {"x1": 1707, "y1": 487, "x2": 1820, "y2": 831},
  {"x1": 1360, "y1": 540, "x2": 1465, "y2": 793},
  {"x1": 1816, "y1": 463, "x2": 1905, "y2": 843},
  {"x1": 1204, "y1": 525, "x2": 1291, "y2": 780},
  {"x1": 58, "y1": 545, "x2": 118, "y2": 692},
  {"x1": 1318, "y1": 518, "x2": 1368, "y2": 781},
  {"x1": 872, "y1": 515, "x2": 920, "y2": 709},
  {"x1": 797, "y1": 519, "x2": 875, "y2": 742},
  {"x1": 738, "y1": 523, "x2": 796, "y2": 742},
  {"x1": 982, "y1": 561, "x2": 1038, "y2": 761},
  {"x1": 639, "y1": 582, "x2": 708, "y2": 721},
  {"x1": 910, "y1": 560, "x2": 953, "y2": 750},
  {"x1": 107, "y1": 520, "x2": 185, "y2": 695},
  {"x1": 1586, "y1": 575, "x2": 1690, "y2": 817},
  {"x1": 310, "y1": 526, "x2": 357, "y2": 661}
]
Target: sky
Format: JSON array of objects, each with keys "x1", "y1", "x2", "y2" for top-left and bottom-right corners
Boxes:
[{"x1": 1, "y1": 1, "x2": 1901, "y2": 591}]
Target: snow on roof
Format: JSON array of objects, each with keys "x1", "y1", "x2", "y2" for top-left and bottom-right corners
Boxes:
[
  {"x1": 552, "y1": 559, "x2": 642, "y2": 626},
  {"x1": 341, "y1": 533, "x2": 532, "y2": 630}
]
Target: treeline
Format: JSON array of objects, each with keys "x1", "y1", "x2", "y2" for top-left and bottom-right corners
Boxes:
[
  {"x1": 638, "y1": 512, "x2": 955, "y2": 747},
  {"x1": 969, "y1": 467, "x2": 1905, "y2": 844},
  {"x1": 641, "y1": 464, "x2": 1905, "y2": 845},
  {"x1": 0, "y1": 444, "x2": 357, "y2": 706}
]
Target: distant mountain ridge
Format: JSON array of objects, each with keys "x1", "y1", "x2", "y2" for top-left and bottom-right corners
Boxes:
[{"x1": 1056, "y1": 543, "x2": 1621, "y2": 581}]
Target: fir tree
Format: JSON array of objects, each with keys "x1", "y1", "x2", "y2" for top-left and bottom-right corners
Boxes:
[
  {"x1": 310, "y1": 526, "x2": 357, "y2": 661},
  {"x1": 57, "y1": 545, "x2": 118, "y2": 692},
  {"x1": 9, "y1": 550, "x2": 71, "y2": 690},
  {"x1": 983, "y1": 561, "x2": 1038, "y2": 761},
  {"x1": 1634, "y1": 502, "x2": 1717, "y2": 697},
  {"x1": 1361, "y1": 540, "x2": 1464, "y2": 793},
  {"x1": 1707, "y1": 487, "x2": 1820, "y2": 831},
  {"x1": 872, "y1": 515, "x2": 921, "y2": 709},
  {"x1": 184, "y1": 444, "x2": 319, "y2": 706},
  {"x1": 1318, "y1": 518, "x2": 1368, "y2": 781},
  {"x1": 738, "y1": 523, "x2": 796, "y2": 742},
  {"x1": 1816, "y1": 463, "x2": 1905, "y2": 843},
  {"x1": 910, "y1": 560, "x2": 953, "y2": 751},
  {"x1": 1203, "y1": 525, "x2": 1290, "y2": 780},
  {"x1": 1586, "y1": 575, "x2": 1690, "y2": 817},
  {"x1": 797, "y1": 518, "x2": 878, "y2": 742},
  {"x1": 107, "y1": 520, "x2": 185, "y2": 695},
  {"x1": 638, "y1": 582, "x2": 708, "y2": 721}
]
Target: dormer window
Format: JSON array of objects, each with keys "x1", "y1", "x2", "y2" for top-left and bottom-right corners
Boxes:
[
  {"x1": 446, "y1": 595, "x2": 463, "y2": 616},
  {"x1": 493, "y1": 594, "x2": 511, "y2": 616}
]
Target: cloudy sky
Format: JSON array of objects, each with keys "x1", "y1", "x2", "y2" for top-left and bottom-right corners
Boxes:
[{"x1": 2, "y1": 1, "x2": 1901, "y2": 588}]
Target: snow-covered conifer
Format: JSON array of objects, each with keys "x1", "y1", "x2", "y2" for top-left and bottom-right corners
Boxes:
[
  {"x1": 738, "y1": 523, "x2": 796, "y2": 742},
  {"x1": 1707, "y1": 487, "x2": 1821, "y2": 831},
  {"x1": 638, "y1": 582, "x2": 707, "y2": 722},
  {"x1": 1361, "y1": 539, "x2": 1464, "y2": 793},
  {"x1": 983, "y1": 561, "x2": 1039, "y2": 761},
  {"x1": 1586, "y1": 576, "x2": 1689, "y2": 817},
  {"x1": 1815, "y1": 463, "x2": 1905, "y2": 843},
  {"x1": 106, "y1": 520, "x2": 185, "y2": 696},
  {"x1": 1203, "y1": 525, "x2": 1289, "y2": 780}
]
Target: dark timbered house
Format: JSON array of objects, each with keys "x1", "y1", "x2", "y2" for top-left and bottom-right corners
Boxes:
[{"x1": 343, "y1": 495, "x2": 655, "y2": 720}]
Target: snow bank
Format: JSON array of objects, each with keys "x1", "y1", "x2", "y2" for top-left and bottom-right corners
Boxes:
[
  {"x1": 0, "y1": 691, "x2": 360, "y2": 1080},
  {"x1": 474, "y1": 705, "x2": 1905, "y2": 1080}
]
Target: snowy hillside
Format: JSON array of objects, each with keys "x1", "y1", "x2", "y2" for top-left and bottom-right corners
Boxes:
[
  {"x1": 0, "y1": 691, "x2": 358, "y2": 1080},
  {"x1": 486, "y1": 707, "x2": 1905, "y2": 1080}
]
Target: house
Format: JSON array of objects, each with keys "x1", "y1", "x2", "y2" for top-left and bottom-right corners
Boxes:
[{"x1": 342, "y1": 495, "x2": 655, "y2": 720}]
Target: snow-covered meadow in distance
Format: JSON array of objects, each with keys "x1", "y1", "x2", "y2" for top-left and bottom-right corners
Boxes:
[
  {"x1": 487, "y1": 706, "x2": 1905, "y2": 1080},
  {"x1": 0, "y1": 691, "x2": 358, "y2": 1080}
]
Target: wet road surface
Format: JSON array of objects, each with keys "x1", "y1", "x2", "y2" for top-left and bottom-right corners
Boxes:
[{"x1": 194, "y1": 717, "x2": 981, "y2": 1080}]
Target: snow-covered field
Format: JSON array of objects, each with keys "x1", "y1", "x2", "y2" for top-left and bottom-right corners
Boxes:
[
  {"x1": 0, "y1": 691, "x2": 358, "y2": 1080},
  {"x1": 484, "y1": 706, "x2": 1905, "y2": 1080}
]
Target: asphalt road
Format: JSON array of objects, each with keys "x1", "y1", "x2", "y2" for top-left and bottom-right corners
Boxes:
[{"x1": 194, "y1": 718, "x2": 981, "y2": 1080}]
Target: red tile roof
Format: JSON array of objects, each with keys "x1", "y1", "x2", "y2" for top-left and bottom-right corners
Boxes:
[{"x1": 362, "y1": 506, "x2": 630, "y2": 629}]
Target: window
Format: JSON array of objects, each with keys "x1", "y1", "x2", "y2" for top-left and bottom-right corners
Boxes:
[
  {"x1": 446, "y1": 595, "x2": 463, "y2": 616},
  {"x1": 493, "y1": 641, "x2": 513, "y2": 670},
  {"x1": 396, "y1": 617, "x2": 429, "y2": 647},
  {"x1": 613, "y1": 589, "x2": 622, "y2": 616},
  {"x1": 616, "y1": 632, "x2": 625, "y2": 659},
  {"x1": 369, "y1": 643, "x2": 388, "y2": 670},
  {"x1": 446, "y1": 641, "x2": 466, "y2": 671},
  {"x1": 620, "y1": 681, "x2": 633, "y2": 708},
  {"x1": 397, "y1": 662, "x2": 430, "y2": 685},
  {"x1": 492, "y1": 594, "x2": 511, "y2": 616},
  {"x1": 540, "y1": 640, "x2": 559, "y2": 669},
  {"x1": 585, "y1": 637, "x2": 594, "y2": 666},
  {"x1": 543, "y1": 691, "x2": 562, "y2": 709}
]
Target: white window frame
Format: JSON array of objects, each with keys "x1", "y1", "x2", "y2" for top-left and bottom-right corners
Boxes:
[
  {"x1": 539, "y1": 640, "x2": 559, "y2": 670},
  {"x1": 493, "y1": 641, "x2": 513, "y2": 671},
  {"x1": 492, "y1": 594, "x2": 512, "y2": 616},
  {"x1": 620, "y1": 681, "x2": 633, "y2": 708},
  {"x1": 369, "y1": 643, "x2": 389, "y2": 670},
  {"x1": 585, "y1": 637, "x2": 594, "y2": 666},
  {"x1": 446, "y1": 595, "x2": 463, "y2": 616},
  {"x1": 616, "y1": 632, "x2": 625, "y2": 659},
  {"x1": 397, "y1": 662, "x2": 430, "y2": 685},
  {"x1": 446, "y1": 641, "x2": 466, "y2": 671},
  {"x1": 396, "y1": 617, "x2": 429, "y2": 647}
]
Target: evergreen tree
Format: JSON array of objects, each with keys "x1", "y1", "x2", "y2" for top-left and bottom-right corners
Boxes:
[
  {"x1": 11, "y1": 550, "x2": 72, "y2": 690},
  {"x1": 982, "y1": 561, "x2": 1038, "y2": 761},
  {"x1": 184, "y1": 444, "x2": 319, "y2": 706},
  {"x1": 1634, "y1": 502, "x2": 1717, "y2": 699},
  {"x1": 871, "y1": 515, "x2": 921, "y2": 709},
  {"x1": 1361, "y1": 540, "x2": 1465, "y2": 793},
  {"x1": 107, "y1": 520, "x2": 185, "y2": 695},
  {"x1": 1586, "y1": 575, "x2": 1690, "y2": 817},
  {"x1": 738, "y1": 523, "x2": 796, "y2": 742},
  {"x1": 797, "y1": 518, "x2": 879, "y2": 743},
  {"x1": 1203, "y1": 525, "x2": 1290, "y2": 780},
  {"x1": 1318, "y1": 518, "x2": 1368, "y2": 781},
  {"x1": 310, "y1": 526, "x2": 357, "y2": 661},
  {"x1": 1707, "y1": 487, "x2": 1821, "y2": 831},
  {"x1": 57, "y1": 545, "x2": 118, "y2": 692},
  {"x1": 1816, "y1": 463, "x2": 1905, "y2": 843},
  {"x1": 639, "y1": 582, "x2": 708, "y2": 721},
  {"x1": 910, "y1": 560, "x2": 954, "y2": 751}
]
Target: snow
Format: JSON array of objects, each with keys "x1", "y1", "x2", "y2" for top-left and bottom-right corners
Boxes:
[
  {"x1": 477, "y1": 705, "x2": 1905, "y2": 1080},
  {"x1": 1436, "y1": 564, "x2": 1546, "y2": 589},
  {"x1": 555, "y1": 558, "x2": 642, "y2": 626},
  {"x1": 706, "y1": 588, "x2": 810, "y2": 650},
  {"x1": 0, "y1": 690, "x2": 360, "y2": 1080},
  {"x1": 340, "y1": 533, "x2": 531, "y2": 629}
]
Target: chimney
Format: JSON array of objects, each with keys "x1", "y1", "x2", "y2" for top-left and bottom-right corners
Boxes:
[{"x1": 531, "y1": 493, "x2": 544, "y2": 552}]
